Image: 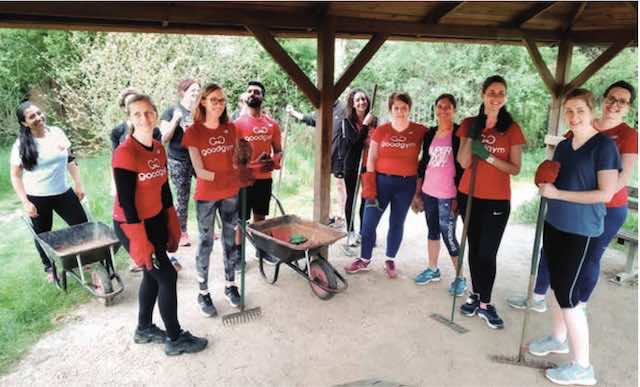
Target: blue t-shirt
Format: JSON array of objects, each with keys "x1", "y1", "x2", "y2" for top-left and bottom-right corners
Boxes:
[{"x1": 546, "y1": 133, "x2": 621, "y2": 237}]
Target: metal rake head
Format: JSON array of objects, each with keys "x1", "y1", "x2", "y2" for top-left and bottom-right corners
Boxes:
[
  {"x1": 222, "y1": 307, "x2": 262, "y2": 326},
  {"x1": 430, "y1": 313, "x2": 469, "y2": 334},
  {"x1": 489, "y1": 354, "x2": 556, "y2": 370}
]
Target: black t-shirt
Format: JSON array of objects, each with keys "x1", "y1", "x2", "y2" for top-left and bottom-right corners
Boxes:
[
  {"x1": 160, "y1": 104, "x2": 192, "y2": 161},
  {"x1": 110, "y1": 122, "x2": 161, "y2": 151}
]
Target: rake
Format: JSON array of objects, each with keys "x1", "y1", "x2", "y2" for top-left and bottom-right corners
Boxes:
[{"x1": 223, "y1": 187, "x2": 262, "y2": 326}]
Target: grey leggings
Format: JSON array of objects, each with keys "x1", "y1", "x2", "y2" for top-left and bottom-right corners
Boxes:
[
  {"x1": 195, "y1": 196, "x2": 239, "y2": 292},
  {"x1": 168, "y1": 158, "x2": 194, "y2": 232}
]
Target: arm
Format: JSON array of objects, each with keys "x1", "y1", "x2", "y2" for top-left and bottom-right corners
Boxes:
[
  {"x1": 67, "y1": 160, "x2": 85, "y2": 200},
  {"x1": 10, "y1": 165, "x2": 38, "y2": 217},
  {"x1": 159, "y1": 108, "x2": 183, "y2": 145},
  {"x1": 488, "y1": 144, "x2": 522, "y2": 176},
  {"x1": 161, "y1": 181, "x2": 174, "y2": 209},
  {"x1": 113, "y1": 168, "x2": 140, "y2": 223},
  {"x1": 616, "y1": 153, "x2": 637, "y2": 191},
  {"x1": 540, "y1": 169, "x2": 619, "y2": 204},
  {"x1": 187, "y1": 147, "x2": 215, "y2": 181},
  {"x1": 457, "y1": 137, "x2": 472, "y2": 168},
  {"x1": 366, "y1": 140, "x2": 378, "y2": 172}
]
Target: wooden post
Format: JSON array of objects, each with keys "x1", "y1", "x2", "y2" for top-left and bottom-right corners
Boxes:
[
  {"x1": 547, "y1": 39, "x2": 573, "y2": 137},
  {"x1": 314, "y1": 17, "x2": 335, "y2": 224}
]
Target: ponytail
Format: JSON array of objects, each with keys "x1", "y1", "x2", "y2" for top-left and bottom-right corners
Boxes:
[{"x1": 16, "y1": 101, "x2": 38, "y2": 171}]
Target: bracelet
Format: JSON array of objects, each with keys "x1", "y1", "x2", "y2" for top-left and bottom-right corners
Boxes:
[{"x1": 486, "y1": 155, "x2": 496, "y2": 165}]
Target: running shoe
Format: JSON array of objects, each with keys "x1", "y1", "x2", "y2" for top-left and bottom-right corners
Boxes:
[
  {"x1": 477, "y1": 304, "x2": 504, "y2": 329},
  {"x1": 384, "y1": 260, "x2": 398, "y2": 279},
  {"x1": 460, "y1": 293, "x2": 480, "y2": 316},
  {"x1": 528, "y1": 335, "x2": 570, "y2": 356},
  {"x1": 507, "y1": 294, "x2": 547, "y2": 312},
  {"x1": 415, "y1": 268, "x2": 441, "y2": 285},
  {"x1": 134, "y1": 324, "x2": 167, "y2": 344},
  {"x1": 545, "y1": 362, "x2": 597, "y2": 386},
  {"x1": 164, "y1": 331, "x2": 208, "y2": 356},
  {"x1": 344, "y1": 259, "x2": 370, "y2": 274}
]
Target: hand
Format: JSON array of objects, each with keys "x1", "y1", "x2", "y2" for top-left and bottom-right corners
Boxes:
[
  {"x1": 361, "y1": 172, "x2": 377, "y2": 200},
  {"x1": 121, "y1": 222, "x2": 155, "y2": 271},
  {"x1": 469, "y1": 114, "x2": 486, "y2": 140},
  {"x1": 258, "y1": 157, "x2": 275, "y2": 173},
  {"x1": 450, "y1": 198, "x2": 459, "y2": 216},
  {"x1": 535, "y1": 160, "x2": 561, "y2": 187},
  {"x1": 23, "y1": 200, "x2": 38, "y2": 218},
  {"x1": 286, "y1": 104, "x2": 294, "y2": 115},
  {"x1": 234, "y1": 138, "x2": 252, "y2": 166},
  {"x1": 172, "y1": 109, "x2": 183, "y2": 123},
  {"x1": 73, "y1": 184, "x2": 85, "y2": 201},
  {"x1": 166, "y1": 207, "x2": 181, "y2": 253},
  {"x1": 272, "y1": 153, "x2": 282, "y2": 169},
  {"x1": 363, "y1": 113, "x2": 375, "y2": 126},
  {"x1": 410, "y1": 195, "x2": 424, "y2": 213},
  {"x1": 471, "y1": 139, "x2": 491, "y2": 160},
  {"x1": 539, "y1": 183, "x2": 559, "y2": 200}
]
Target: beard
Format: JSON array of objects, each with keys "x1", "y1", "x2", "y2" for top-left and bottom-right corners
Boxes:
[{"x1": 246, "y1": 96, "x2": 263, "y2": 108}]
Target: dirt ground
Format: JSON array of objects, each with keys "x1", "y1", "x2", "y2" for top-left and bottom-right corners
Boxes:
[{"x1": 2, "y1": 186, "x2": 637, "y2": 387}]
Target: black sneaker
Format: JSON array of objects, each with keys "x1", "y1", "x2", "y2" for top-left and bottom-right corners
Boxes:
[
  {"x1": 477, "y1": 304, "x2": 504, "y2": 329},
  {"x1": 460, "y1": 293, "x2": 480, "y2": 316},
  {"x1": 197, "y1": 293, "x2": 218, "y2": 317},
  {"x1": 164, "y1": 331, "x2": 208, "y2": 356},
  {"x1": 224, "y1": 286, "x2": 242, "y2": 308},
  {"x1": 134, "y1": 324, "x2": 167, "y2": 344}
]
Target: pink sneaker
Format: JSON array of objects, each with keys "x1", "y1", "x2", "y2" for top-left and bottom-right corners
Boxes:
[
  {"x1": 344, "y1": 259, "x2": 370, "y2": 274},
  {"x1": 384, "y1": 260, "x2": 398, "y2": 279},
  {"x1": 179, "y1": 232, "x2": 191, "y2": 247}
]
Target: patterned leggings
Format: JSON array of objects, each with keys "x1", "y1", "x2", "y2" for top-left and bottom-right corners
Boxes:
[{"x1": 168, "y1": 158, "x2": 194, "y2": 232}]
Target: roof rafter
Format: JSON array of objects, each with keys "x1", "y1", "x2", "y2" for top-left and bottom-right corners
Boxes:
[
  {"x1": 422, "y1": 2, "x2": 464, "y2": 24},
  {"x1": 507, "y1": 2, "x2": 556, "y2": 28}
]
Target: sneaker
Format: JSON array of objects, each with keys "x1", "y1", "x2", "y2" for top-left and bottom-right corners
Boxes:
[
  {"x1": 507, "y1": 294, "x2": 547, "y2": 312},
  {"x1": 170, "y1": 257, "x2": 183, "y2": 272},
  {"x1": 545, "y1": 362, "x2": 597, "y2": 386},
  {"x1": 460, "y1": 293, "x2": 480, "y2": 316},
  {"x1": 528, "y1": 335, "x2": 570, "y2": 356},
  {"x1": 344, "y1": 259, "x2": 370, "y2": 274},
  {"x1": 384, "y1": 260, "x2": 398, "y2": 279},
  {"x1": 134, "y1": 324, "x2": 167, "y2": 344},
  {"x1": 197, "y1": 293, "x2": 218, "y2": 317},
  {"x1": 164, "y1": 330, "x2": 208, "y2": 356},
  {"x1": 415, "y1": 268, "x2": 441, "y2": 285},
  {"x1": 224, "y1": 286, "x2": 241, "y2": 308},
  {"x1": 448, "y1": 277, "x2": 468, "y2": 296},
  {"x1": 179, "y1": 232, "x2": 191, "y2": 247},
  {"x1": 347, "y1": 232, "x2": 361, "y2": 247},
  {"x1": 477, "y1": 304, "x2": 504, "y2": 329}
]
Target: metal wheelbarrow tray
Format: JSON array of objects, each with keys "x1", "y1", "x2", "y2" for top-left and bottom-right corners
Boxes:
[
  {"x1": 247, "y1": 214, "x2": 348, "y2": 300},
  {"x1": 27, "y1": 220, "x2": 125, "y2": 306}
]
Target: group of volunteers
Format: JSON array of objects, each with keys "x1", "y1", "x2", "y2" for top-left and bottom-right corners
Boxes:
[{"x1": 9, "y1": 70, "x2": 636, "y2": 384}]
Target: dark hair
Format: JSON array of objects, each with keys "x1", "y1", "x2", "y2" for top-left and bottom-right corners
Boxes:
[
  {"x1": 603, "y1": 80, "x2": 635, "y2": 104},
  {"x1": 118, "y1": 87, "x2": 138, "y2": 109},
  {"x1": 475, "y1": 75, "x2": 513, "y2": 133},
  {"x1": 435, "y1": 93, "x2": 457, "y2": 109},
  {"x1": 346, "y1": 88, "x2": 371, "y2": 123},
  {"x1": 177, "y1": 79, "x2": 199, "y2": 96},
  {"x1": 248, "y1": 80, "x2": 266, "y2": 96},
  {"x1": 564, "y1": 88, "x2": 595, "y2": 111},
  {"x1": 125, "y1": 94, "x2": 158, "y2": 134},
  {"x1": 388, "y1": 92, "x2": 412, "y2": 110},
  {"x1": 16, "y1": 101, "x2": 39, "y2": 171},
  {"x1": 193, "y1": 83, "x2": 229, "y2": 124}
]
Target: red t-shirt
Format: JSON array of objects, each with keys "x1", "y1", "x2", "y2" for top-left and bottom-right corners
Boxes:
[
  {"x1": 565, "y1": 122, "x2": 637, "y2": 207},
  {"x1": 112, "y1": 138, "x2": 167, "y2": 222},
  {"x1": 234, "y1": 114, "x2": 282, "y2": 180},
  {"x1": 372, "y1": 122, "x2": 427, "y2": 176},
  {"x1": 457, "y1": 117, "x2": 526, "y2": 200},
  {"x1": 182, "y1": 121, "x2": 240, "y2": 201}
]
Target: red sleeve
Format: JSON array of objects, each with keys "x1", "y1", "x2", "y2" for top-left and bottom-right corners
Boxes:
[
  {"x1": 112, "y1": 144, "x2": 137, "y2": 171},
  {"x1": 181, "y1": 125, "x2": 196, "y2": 148},
  {"x1": 619, "y1": 126, "x2": 638, "y2": 154},
  {"x1": 508, "y1": 122, "x2": 527, "y2": 146},
  {"x1": 272, "y1": 122, "x2": 282, "y2": 150},
  {"x1": 371, "y1": 124, "x2": 385, "y2": 142},
  {"x1": 456, "y1": 117, "x2": 472, "y2": 138}
]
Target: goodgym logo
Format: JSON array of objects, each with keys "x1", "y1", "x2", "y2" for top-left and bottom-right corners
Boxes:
[
  {"x1": 208, "y1": 136, "x2": 226, "y2": 145},
  {"x1": 390, "y1": 135, "x2": 407, "y2": 142},
  {"x1": 253, "y1": 126, "x2": 268, "y2": 134},
  {"x1": 147, "y1": 158, "x2": 161, "y2": 169}
]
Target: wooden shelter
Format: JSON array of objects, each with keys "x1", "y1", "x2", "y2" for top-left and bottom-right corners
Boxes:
[{"x1": 0, "y1": 1, "x2": 637, "y2": 223}]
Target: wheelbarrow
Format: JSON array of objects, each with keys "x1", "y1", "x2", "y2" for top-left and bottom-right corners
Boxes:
[
  {"x1": 22, "y1": 218, "x2": 125, "y2": 306},
  {"x1": 246, "y1": 195, "x2": 348, "y2": 300}
]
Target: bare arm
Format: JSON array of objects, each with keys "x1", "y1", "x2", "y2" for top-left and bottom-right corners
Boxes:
[
  {"x1": 67, "y1": 161, "x2": 85, "y2": 200},
  {"x1": 540, "y1": 169, "x2": 619, "y2": 204},
  {"x1": 617, "y1": 153, "x2": 637, "y2": 191},
  {"x1": 366, "y1": 140, "x2": 379, "y2": 172},
  {"x1": 10, "y1": 165, "x2": 38, "y2": 217},
  {"x1": 187, "y1": 147, "x2": 215, "y2": 181},
  {"x1": 489, "y1": 144, "x2": 522, "y2": 176},
  {"x1": 457, "y1": 137, "x2": 472, "y2": 168},
  {"x1": 160, "y1": 109, "x2": 183, "y2": 145}
]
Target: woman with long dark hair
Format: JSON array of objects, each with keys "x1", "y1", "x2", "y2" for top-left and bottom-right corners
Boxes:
[
  {"x1": 10, "y1": 101, "x2": 88, "y2": 282},
  {"x1": 456, "y1": 75, "x2": 526, "y2": 329},
  {"x1": 112, "y1": 93, "x2": 207, "y2": 355},
  {"x1": 341, "y1": 88, "x2": 377, "y2": 246}
]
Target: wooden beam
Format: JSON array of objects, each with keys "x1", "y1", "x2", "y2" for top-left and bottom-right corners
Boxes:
[
  {"x1": 563, "y1": 38, "x2": 634, "y2": 95},
  {"x1": 563, "y1": 2, "x2": 587, "y2": 33},
  {"x1": 523, "y1": 36, "x2": 556, "y2": 95},
  {"x1": 334, "y1": 33, "x2": 388, "y2": 98},
  {"x1": 246, "y1": 24, "x2": 321, "y2": 108},
  {"x1": 507, "y1": 2, "x2": 556, "y2": 28},
  {"x1": 547, "y1": 39, "x2": 573, "y2": 137},
  {"x1": 314, "y1": 17, "x2": 336, "y2": 224},
  {"x1": 422, "y1": 2, "x2": 464, "y2": 24}
]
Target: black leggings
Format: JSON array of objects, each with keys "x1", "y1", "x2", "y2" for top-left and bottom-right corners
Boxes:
[
  {"x1": 458, "y1": 194, "x2": 510, "y2": 304},
  {"x1": 27, "y1": 188, "x2": 88, "y2": 271},
  {"x1": 344, "y1": 167, "x2": 365, "y2": 233},
  {"x1": 114, "y1": 212, "x2": 181, "y2": 340}
]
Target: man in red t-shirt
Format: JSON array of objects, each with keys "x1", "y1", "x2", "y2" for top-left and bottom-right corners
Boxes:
[{"x1": 234, "y1": 81, "x2": 283, "y2": 264}]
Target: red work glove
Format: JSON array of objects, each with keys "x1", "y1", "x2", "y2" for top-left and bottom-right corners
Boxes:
[
  {"x1": 361, "y1": 172, "x2": 377, "y2": 200},
  {"x1": 534, "y1": 160, "x2": 561, "y2": 187},
  {"x1": 234, "y1": 138, "x2": 253, "y2": 166},
  {"x1": 121, "y1": 222, "x2": 155, "y2": 271},
  {"x1": 272, "y1": 153, "x2": 282, "y2": 170},
  {"x1": 259, "y1": 158, "x2": 275, "y2": 173},
  {"x1": 237, "y1": 166, "x2": 255, "y2": 188},
  {"x1": 166, "y1": 206, "x2": 181, "y2": 253}
]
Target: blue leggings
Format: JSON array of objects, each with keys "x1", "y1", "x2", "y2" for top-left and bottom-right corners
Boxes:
[
  {"x1": 534, "y1": 205, "x2": 628, "y2": 302},
  {"x1": 360, "y1": 174, "x2": 416, "y2": 261},
  {"x1": 423, "y1": 193, "x2": 460, "y2": 257}
]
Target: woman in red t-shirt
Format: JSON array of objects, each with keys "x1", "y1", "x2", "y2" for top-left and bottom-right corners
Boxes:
[
  {"x1": 456, "y1": 75, "x2": 526, "y2": 330},
  {"x1": 344, "y1": 92, "x2": 427, "y2": 278},
  {"x1": 182, "y1": 83, "x2": 245, "y2": 317}
]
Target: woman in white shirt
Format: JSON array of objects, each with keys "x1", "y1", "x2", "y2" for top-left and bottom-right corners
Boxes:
[{"x1": 9, "y1": 101, "x2": 88, "y2": 282}]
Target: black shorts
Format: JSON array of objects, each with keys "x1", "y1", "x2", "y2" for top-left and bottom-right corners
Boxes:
[
  {"x1": 542, "y1": 222, "x2": 592, "y2": 308},
  {"x1": 242, "y1": 178, "x2": 272, "y2": 220}
]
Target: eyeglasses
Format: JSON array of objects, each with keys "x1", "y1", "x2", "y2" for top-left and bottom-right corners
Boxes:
[
  {"x1": 605, "y1": 96, "x2": 630, "y2": 107},
  {"x1": 205, "y1": 97, "x2": 226, "y2": 105}
]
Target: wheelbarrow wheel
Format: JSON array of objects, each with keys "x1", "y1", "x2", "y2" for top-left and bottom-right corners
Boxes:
[
  {"x1": 309, "y1": 257, "x2": 337, "y2": 300},
  {"x1": 91, "y1": 264, "x2": 114, "y2": 306}
]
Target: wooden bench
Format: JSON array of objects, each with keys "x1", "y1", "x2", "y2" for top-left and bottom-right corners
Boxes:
[{"x1": 611, "y1": 186, "x2": 638, "y2": 284}]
